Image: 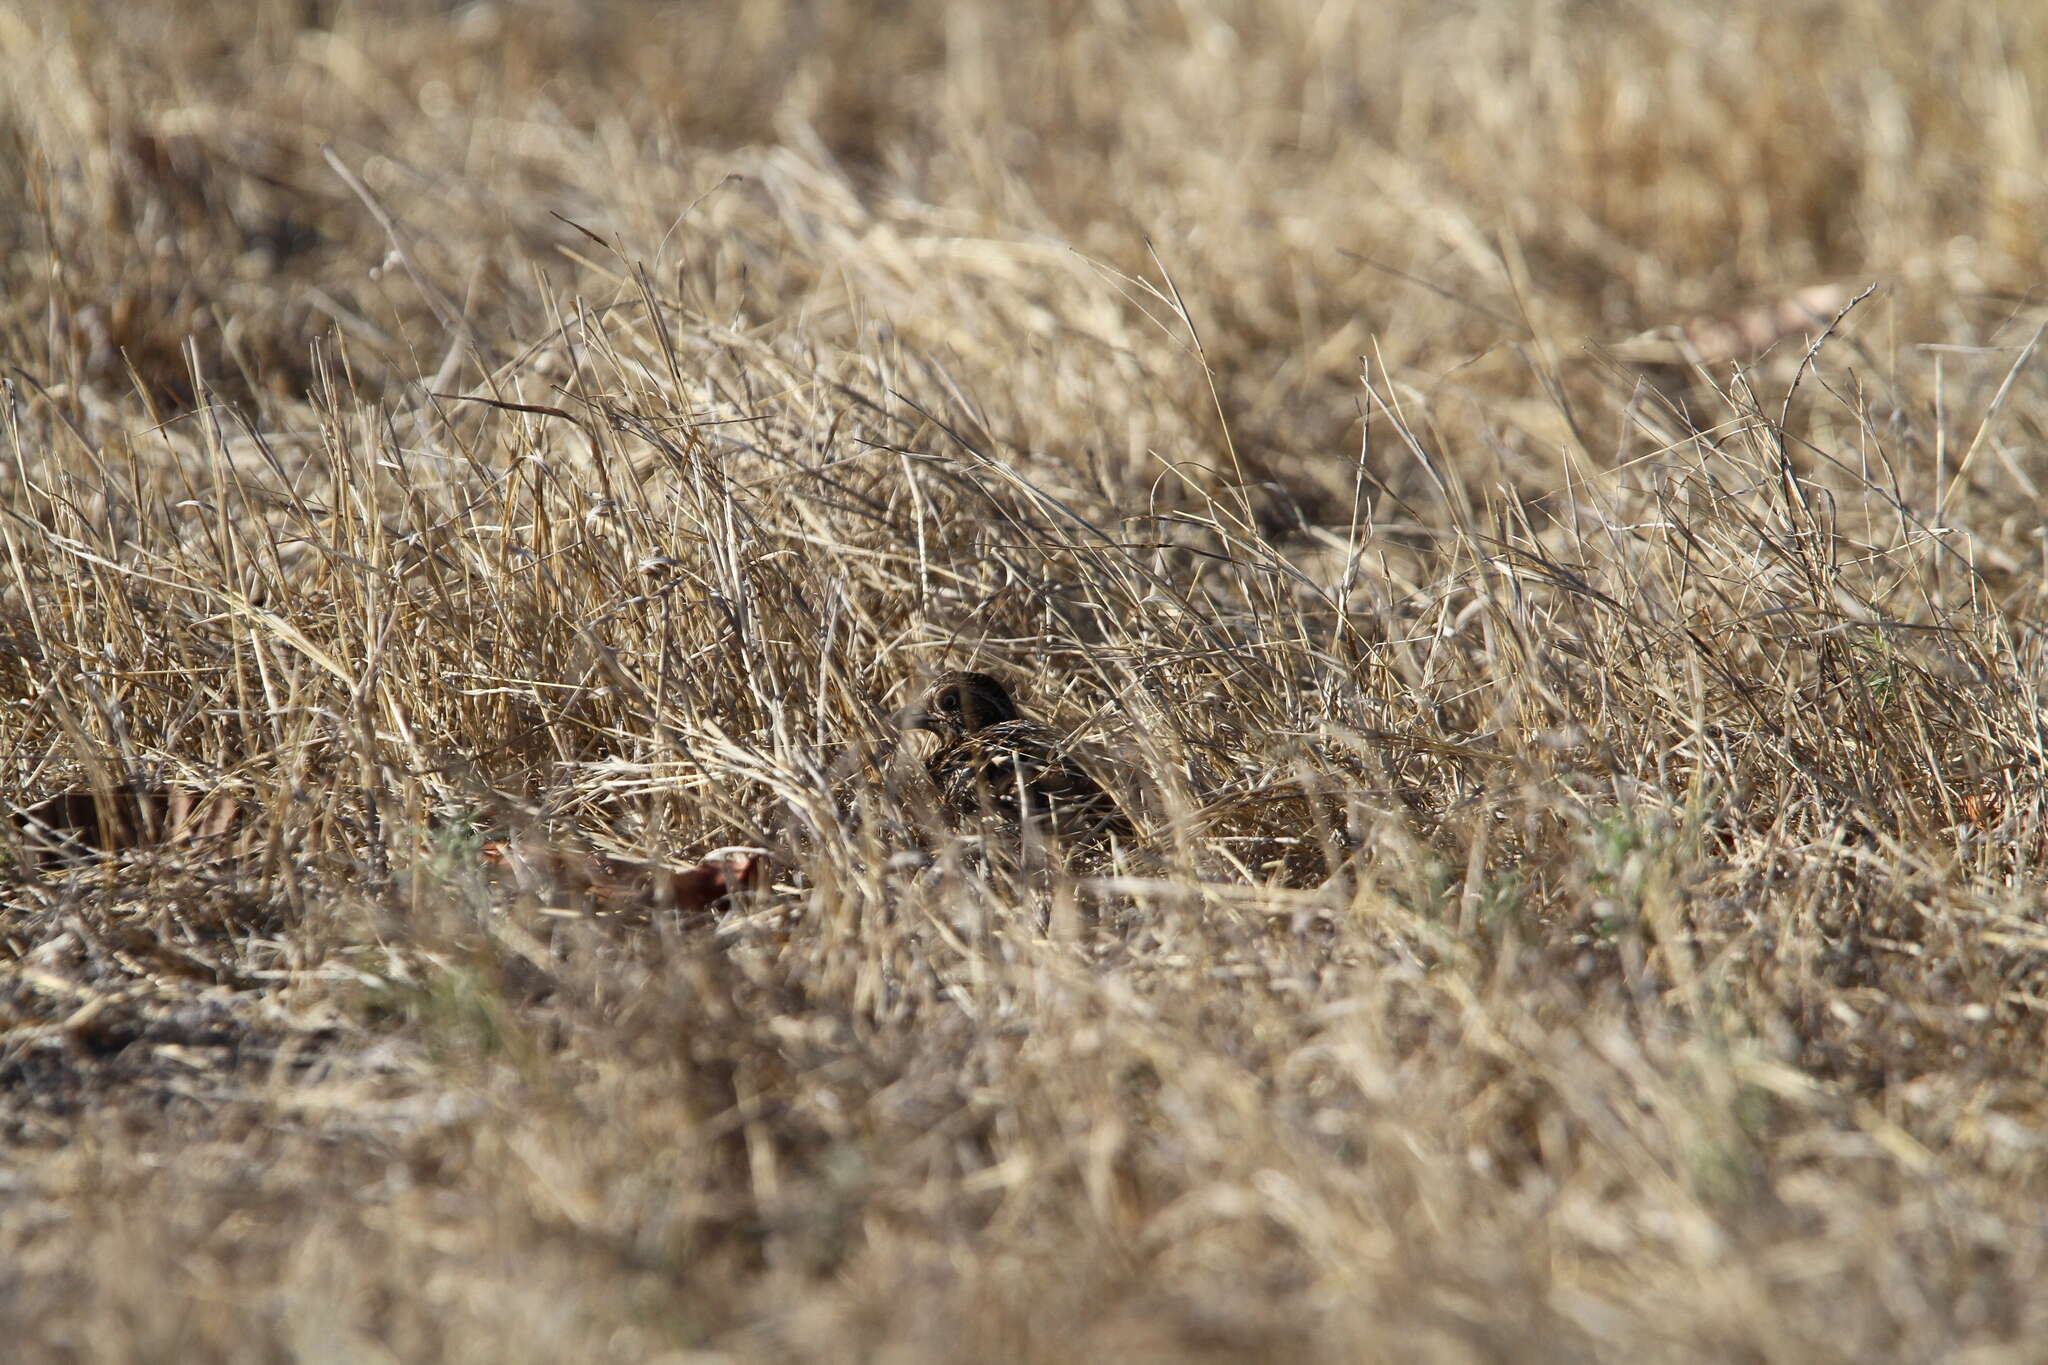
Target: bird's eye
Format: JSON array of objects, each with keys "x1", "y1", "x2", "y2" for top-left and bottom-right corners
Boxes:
[{"x1": 937, "y1": 693, "x2": 960, "y2": 713}]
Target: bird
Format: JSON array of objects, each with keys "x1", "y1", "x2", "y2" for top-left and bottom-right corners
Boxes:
[
  {"x1": 892, "y1": 670, "x2": 1135, "y2": 851},
  {"x1": 890, "y1": 672, "x2": 1431, "y2": 889}
]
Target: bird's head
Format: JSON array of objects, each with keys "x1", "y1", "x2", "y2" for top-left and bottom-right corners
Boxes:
[{"x1": 892, "y1": 670, "x2": 1022, "y2": 739}]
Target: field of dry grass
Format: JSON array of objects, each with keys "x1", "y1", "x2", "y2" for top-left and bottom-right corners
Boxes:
[{"x1": 7, "y1": 1, "x2": 2048, "y2": 1359}]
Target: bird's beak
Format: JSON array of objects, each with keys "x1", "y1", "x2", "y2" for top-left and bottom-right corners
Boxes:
[{"x1": 891, "y1": 704, "x2": 934, "y2": 733}]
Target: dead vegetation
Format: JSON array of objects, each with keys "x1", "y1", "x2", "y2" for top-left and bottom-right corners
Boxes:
[{"x1": 6, "y1": 0, "x2": 2048, "y2": 1360}]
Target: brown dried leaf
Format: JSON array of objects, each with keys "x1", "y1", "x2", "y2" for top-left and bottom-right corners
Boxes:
[
  {"x1": 480, "y1": 841, "x2": 770, "y2": 913},
  {"x1": 16, "y1": 787, "x2": 248, "y2": 859}
]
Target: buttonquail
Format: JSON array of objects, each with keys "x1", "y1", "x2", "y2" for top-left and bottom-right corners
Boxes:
[{"x1": 893, "y1": 671, "x2": 1134, "y2": 849}]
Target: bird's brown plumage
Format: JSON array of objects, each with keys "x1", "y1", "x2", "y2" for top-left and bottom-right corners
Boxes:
[{"x1": 895, "y1": 671, "x2": 1133, "y2": 848}]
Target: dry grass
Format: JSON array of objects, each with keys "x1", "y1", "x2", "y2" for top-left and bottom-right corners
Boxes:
[{"x1": 6, "y1": 0, "x2": 2048, "y2": 1359}]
